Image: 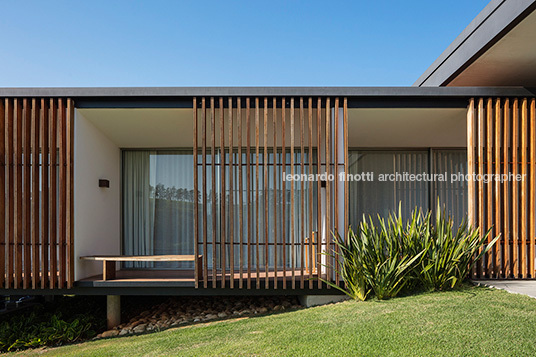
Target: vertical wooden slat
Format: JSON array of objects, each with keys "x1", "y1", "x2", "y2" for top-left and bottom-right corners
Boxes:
[
  {"x1": 219, "y1": 97, "x2": 226, "y2": 288},
  {"x1": 228, "y1": 97, "x2": 234, "y2": 289},
  {"x1": 530, "y1": 99, "x2": 536, "y2": 278},
  {"x1": 237, "y1": 98, "x2": 243, "y2": 289},
  {"x1": 6, "y1": 99, "x2": 14, "y2": 289},
  {"x1": 210, "y1": 97, "x2": 217, "y2": 288},
  {"x1": 334, "y1": 97, "x2": 339, "y2": 286},
  {"x1": 14, "y1": 99, "x2": 23, "y2": 288},
  {"x1": 23, "y1": 99, "x2": 31, "y2": 289},
  {"x1": 308, "y1": 97, "x2": 313, "y2": 289},
  {"x1": 246, "y1": 97, "x2": 252, "y2": 289},
  {"x1": 0, "y1": 99, "x2": 5, "y2": 288},
  {"x1": 58, "y1": 99, "x2": 66, "y2": 288},
  {"x1": 264, "y1": 97, "x2": 269, "y2": 289},
  {"x1": 449, "y1": 154, "x2": 456, "y2": 220},
  {"x1": 316, "y1": 98, "x2": 322, "y2": 288},
  {"x1": 521, "y1": 98, "x2": 528, "y2": 278},
  {"x1": 512, "y1": 99, "x2": 519, "y2": 277},
  {"x1": 255, "y1": 97, "x2": 260, "y2": 289},
  {"x1": 201, "y1": 98, "x2": 208, "y2": 288},
  {"x1": 193, "y1": 98, "x2": 199, "y2": 288},
  {"x1": 344, "y1": 98, "x2": 348, "y2": 256},
  {"x1": 468, "y1": 97, "x2": 536, "y2": 278},
  {"x1": 31, "y1": 99, "x2": 40, "y2": 288},
  {"x1": 494, "y1": 99, "x2": 501, "y2": 277},
  {"x1": 40, "y1": 99, "x2": 49, "y2": 288},
  {"x1": 272, "y1": 97, "x2": 278, "y2": 289},
  {"x1": 66, "y1": 99, "x2": 74, "y2": 288},
  {"x1": 49, "y1": 99, "x2": 57, "y2": 288},
  {"x1": 281, "y1": 97, "x2": 287, "y2": 289},
  {"x1": 503, "y1": 99, "x2": 511, "y2": 278},
  {"x1": 344, "y1": 98, "x2": 350, "y2": 285},
  {"x1": 290, "y1": 97, "x2": 295, "y2": 289},
  {"x1": 299, "y1": 97, "x2": 305, "y2": 289},
  {"x1": 452, "y1": 153, "x2": 458, "y2": 225},
  {"x1": 325, "y1": 97, "x2": 331, "y2": 287},
  {"x1": 477, "y1": 98, "x2": 485, "y2": 278},
  {"x1": 486, "y1": 99, "x2": 493, "y2": 276}
]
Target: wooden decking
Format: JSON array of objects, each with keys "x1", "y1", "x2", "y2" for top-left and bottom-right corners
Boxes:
[{"x1": 77, "y1": 269, "x2": 322, "y2": 288}]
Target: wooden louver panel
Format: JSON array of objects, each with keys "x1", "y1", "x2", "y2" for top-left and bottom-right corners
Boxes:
[
  {"x1": 193, "y1": 97, "x2": 348, "y2": 289},
  {"x1": 1, "y1": 97, "x2": 74, "y2": 289},
  {"x1": 468, "y1": 97, "x2": 536, "y2": 278}
]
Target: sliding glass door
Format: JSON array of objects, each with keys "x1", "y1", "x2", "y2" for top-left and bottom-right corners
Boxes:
[
  {"x1": 122, "y1": 150, "x2": 194, "y2": 269},
  {"x1": 122, "y1": 148, "x2": 317, "y2": 271},
  {"x1": 348, "y1": 150, "x2": 429, "y2": 223},
  {"x1": 348, "y1": 149, "x2": 467, "y2": 230}
]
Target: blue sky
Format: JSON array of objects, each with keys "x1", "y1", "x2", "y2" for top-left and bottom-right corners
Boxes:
[{"x1": 0, "y1": 0, "x2": 490, "y2": 87}]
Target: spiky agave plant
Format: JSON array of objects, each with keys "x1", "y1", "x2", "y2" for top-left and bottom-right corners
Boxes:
[
  {"x1": 359, "y1": 213, "x2": 425, "y2": 300},
  {"x1": 387, "y1": 206, "x2": 432, "y2": 292},
  {"x1": 323, "y1": 227, "x2": 370, "y2": 301},
  {"x1": 418, "y1": 202, "x2": 500, "y2": 290},
  {"x1": 324, "y1": 209, "x2": 426, "y2": 301}
]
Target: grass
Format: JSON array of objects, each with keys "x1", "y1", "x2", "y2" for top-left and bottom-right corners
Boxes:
[{"x1": 12, "y1": 285, "x2": 536, "y2": 356}]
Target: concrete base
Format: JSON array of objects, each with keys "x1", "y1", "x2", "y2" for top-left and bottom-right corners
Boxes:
[
  {"x1": 473, "y1": 280, "x2": 536, "y2": 299},
  {"x1": 299, "y1": 295, "x2": 349, "y2": 307},
  {"x1": 107, "y1": 295, "x2": 121, "y2": 329}
]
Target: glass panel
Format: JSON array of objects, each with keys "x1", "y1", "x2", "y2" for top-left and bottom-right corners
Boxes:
[
  {"x1": 122, "y1": 150, "x2": 194, "y2": 269},
  {"x1": 225, "y1": 148, "x2": 317, "y2": 271},
  {"x1": 348, "y1": 149, "x2": 468, "y2": 230},
  {"x1": 348, "y1": 150, "x2": 429, "y2": 229},
  {"x1": 432, "y1": 149, "x2": 468, "y2": 228},
  {"x1": 123, "y1": 148, "x2": 317, "y2": 271}
]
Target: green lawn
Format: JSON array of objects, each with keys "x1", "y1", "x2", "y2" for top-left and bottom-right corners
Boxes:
[{"x1": 15, "y1": 285, "x2": 536, "y2": 356}]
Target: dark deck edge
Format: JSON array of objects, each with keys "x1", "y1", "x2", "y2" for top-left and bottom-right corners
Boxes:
[
  {"x1": 76, "y1": 281, "x2": 196, "y2": 288},
  {"x1": 0, "y1": 286, "x2": 345, "y2": 296}
]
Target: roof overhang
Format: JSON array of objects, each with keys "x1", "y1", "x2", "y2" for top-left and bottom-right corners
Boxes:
[
  {"x1": 414, "y1": 0, "x2": 536, "y2": 87},
  {"x1": 0, "y1": 86, "x2": 533, "y2": 109}
]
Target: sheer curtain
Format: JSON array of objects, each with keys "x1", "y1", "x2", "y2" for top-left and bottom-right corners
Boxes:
[
  {"x1": 212, "y1": 149, "x2": 316, "y2": 271},
  {"x1": 348, "y1": 150, "x2": 429, "y2": 229},
  {"x1": 122, "y1": 150, "x2": 194, "y2": 269},
  {"x1": 348, "y1": 149, "x2": 468, "y2": 230},
  {"x1": 432, "y1": 150, "x2": 468, "y2": 228},
  {"x1": 122, "y1": 151, "x2": 155, "y2": 268},
  {"x1": 221, "y1": 149, "x2": 316, "y2": 271}
]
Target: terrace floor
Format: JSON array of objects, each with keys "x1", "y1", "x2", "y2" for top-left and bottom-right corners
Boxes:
[{"x1": 77, "y1": 269, "x2": 325, "y2": 288}]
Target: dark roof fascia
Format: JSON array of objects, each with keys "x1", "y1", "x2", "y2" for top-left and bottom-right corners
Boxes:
[
  {"x1": 414, "y1": 0, "x2": 536, "y2": 87},
  {"x1": 0, "y1": 86, "x2": 533, "y2": 98}
]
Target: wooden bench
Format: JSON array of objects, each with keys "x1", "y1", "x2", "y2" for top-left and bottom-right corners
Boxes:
[{"x1": 80, "y1": 255, "x2": 203, "y2": 281}]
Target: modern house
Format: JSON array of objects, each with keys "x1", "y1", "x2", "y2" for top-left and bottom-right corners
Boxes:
[{"x1": 1, "y1": 0, "x2": 536, "y2": 322}]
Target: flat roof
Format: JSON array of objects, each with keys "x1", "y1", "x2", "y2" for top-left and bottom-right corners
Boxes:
[
  {"x1": 414, "y1": 0, "x2": 536, "y2": 87},
  {"x1": 0, "y1": 86, "x2": 533, "y2": 98}
]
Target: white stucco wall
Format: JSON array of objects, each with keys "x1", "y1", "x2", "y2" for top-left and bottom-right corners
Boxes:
[{"x1": 74, "y1": 110, "x2": 121, "y2": 281}]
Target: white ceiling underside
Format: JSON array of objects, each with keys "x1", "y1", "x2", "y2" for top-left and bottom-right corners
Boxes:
[
  {"x1": 78, "y1": 108, "x2": 193, "y2": 148},
  {"x1": 348, "y1": 108, "x2": 466, "y2": 148},
  {"x1": 78, "y1": 107, "x2": 466, "y2": 149},
  {"x1": 449, "y1": 10, "x2": 536, "y2": 86}
]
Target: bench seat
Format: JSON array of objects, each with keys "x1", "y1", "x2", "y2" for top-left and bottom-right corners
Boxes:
[{"x1": 80, "y1": 255, "x2": 203, "y2": 281}]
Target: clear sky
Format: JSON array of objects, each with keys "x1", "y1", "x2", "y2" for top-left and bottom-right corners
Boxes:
[{"x1": 0, "y1": 0, "x2": 490, "y2": 87}]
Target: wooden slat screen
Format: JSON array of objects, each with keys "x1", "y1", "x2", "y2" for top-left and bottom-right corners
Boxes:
[
  {"x1": 468, "y1": 97, "x2": 536, "y2": 278},
  {"x1": 1, "y1": 97, "x2": 74, "y2": 289},
  {"x1": 193, "y1": 97, "x2": 347, "y2": 289}
]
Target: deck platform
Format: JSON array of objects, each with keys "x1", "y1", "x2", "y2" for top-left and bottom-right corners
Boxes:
[{"x1": 77, "y1": 269, "x2": 322, "y2": 288}]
